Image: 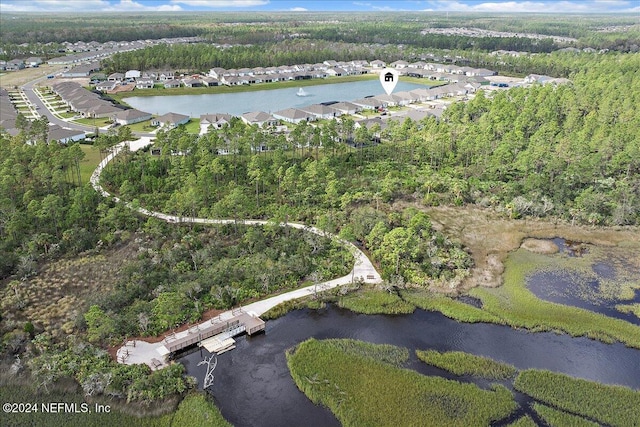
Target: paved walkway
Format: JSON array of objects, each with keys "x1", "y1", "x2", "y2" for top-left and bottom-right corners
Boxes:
[{"x1": 93, "y1": 138, "x2": 381, "y2": 369}]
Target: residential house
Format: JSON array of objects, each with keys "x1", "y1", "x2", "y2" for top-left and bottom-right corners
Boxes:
[
  {"x1": 6, "y1": 59, "x2": 25, "y2": 71},
  {"x1": 108, "y1": 72, "x2": 124, "y2": 81},
  {"x1": 152, "y1": 112, "x2": 190, "y2": 129},
  {"x1": 136, "y1": 79, "x2": 155, "y2": 89},
  {"x1": 300, "y1": 104, "x2": 341, "y2": 120},
  {"x1": 390, "y1": 60, "x2": 409, "y2": 69},
  {"x1": 273, "y1": 108, "x2": 315, "y2": 124},
  {"x1": 326, "y1": 67, "x2": 347, "y2": 77},
  {"x1": 95, "y1": 81, "x2": 117, "y2": 92},
  {"x1": 157, "y1": 71, "x2": 175, "y2": 81},
  {"x1": 201, "y1": 77, "x2": 219, "y2": 87},
  {"x1": 163, "y1": 79, "x2": 181, "y2": 88},
  {"x1": 241, "y1": 111, "x2": 278, "y2": 128},
  {"x1": 182, "y1": 78, "x2": 202, "y2": 88},
  {"x1": 25, "y1": 57, "x2": 43, "y2": 67},
  {"x1": 208, "y1": 68, "x2": 226, "y2": 79},
  {"x1": 112, "y1": 109, "x2": 152, "y2": 125},
  {"x1": 467, "y1": 68, "x2": 496, "y2": 77},
  {"x1": 47, "y1": 125, "x2": 86, "y2": 144},
  {"x1": 369, "y1": 60, "x2": 386, "y2": 69},
  {"x1": 125, "y1": 70, "x2": 141, "y2": 80},
  {"x1": 329, "y1": 101, "x2": 361, "y2": 115},
  {"x1": 352, "y1": 97, "x2": 385, "y2": 110},
  {"x1": 200, "y1": 113, "x2": 233, "y2": 134}
]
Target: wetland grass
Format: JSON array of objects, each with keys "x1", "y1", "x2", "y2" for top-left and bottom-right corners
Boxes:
[
  {"x1": 514, "y1": 369, "x2": 640, "y2": 427},
  {"x1": 470, "y1": 249, "x2": 640, "y2": 348},
  {"x1": 338, "y1": 290, "x2": 415, "y2": 315},
  {"x1": 506, "y1": 415, "x2": 538, "y2": 427},
  {"x1": 416, "y1": 349, "x2": 517, "y2": 380},
  {"x1": 532, "y1": 403, "x2": 599, "y2": 427},
  {"x1": 286, "y1": 338, "x2": 517, "y2": 427}
]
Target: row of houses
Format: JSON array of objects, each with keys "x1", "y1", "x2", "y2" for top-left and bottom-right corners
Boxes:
[
  {"x1": 51, "y1": 81, "x2": 123, "y2": 118},
  {"x1": 47, "y1": 37, "x2": 201, "y2": 66},
  {"x1": 0, "y1": 57, "x2": 43, "y2": 71},
  {"x1": 1, "y1": 88, "x2": 86, "y2": 144},
  {"x1": 271, "y1": 82, "x2": 477, "y2": 124}
]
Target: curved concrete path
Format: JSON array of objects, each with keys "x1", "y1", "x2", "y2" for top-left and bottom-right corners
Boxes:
[{"x1": 91, "y1": 138, "x2": 381, "y2": 368}]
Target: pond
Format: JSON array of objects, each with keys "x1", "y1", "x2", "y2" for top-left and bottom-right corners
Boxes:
[
  {"x1": 124, "y1": 79, "x2": 431, "y2": 117},
  {"x1": 527, "y1": 238, "x2": 640, "y2": 326},
  {"x1": 177, "y1": 305, "x2": 640, "y2": 427}
]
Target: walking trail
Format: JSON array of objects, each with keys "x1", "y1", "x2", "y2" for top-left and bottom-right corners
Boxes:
[{"x1": 90, "y1": 138, "x2": 381, "y2": 368}]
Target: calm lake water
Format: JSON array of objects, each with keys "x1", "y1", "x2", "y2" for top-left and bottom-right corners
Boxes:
[
  {"x1": 177, "y1": 305, "x2": 640, "y2": 427},
  {"x1": 125, "y1": 80, "x2": 430, "y2": 117}
]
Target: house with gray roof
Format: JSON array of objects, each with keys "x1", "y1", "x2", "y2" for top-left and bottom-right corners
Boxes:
[
  {"x1": 47, "y1": 125, "x2": 86, "y2": 144},
  {"x1": 152, "y1": 112, "x2": 190, "y2": 129},
  {"x1": 200, "y1": 113, "x2": 233, "y2": 134},
  {"x1": 330, "y1": 101, "x2": 361, "y2": 115},
  {"x1": 300, "y1": 104, "x2": 341, "y2": 120},
  {"x1": 241, "y1": 111, "x2": 278, "y2": 127},
  {"x1": 352, "y1": 97, "x2": 385, "y2": 110},
  {"x1": 273, "y1": 108, "x2": 315, "y2": 124},
  {"x1": 112, "y1": 109, "x2": 152, "y2": 125}
]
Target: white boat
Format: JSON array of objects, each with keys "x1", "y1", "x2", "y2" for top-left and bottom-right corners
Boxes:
[{"x1": 296, "y1": 87, "x2": 310, "y2": 97}]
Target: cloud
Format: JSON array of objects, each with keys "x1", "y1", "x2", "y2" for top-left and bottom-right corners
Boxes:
[
  {"x1": 0, "y1": 0, "x2": 185, "y2": 12},
  {"x1": 424, "y1": 0, "x2": 635, "y2": 13},
  {"x1": 105, "y1": 0, "x2": 183, "y2": 11},
  {"x1": 170, "y1": 0, "x2": 270, "y2": 7},
  {"x1": 0, "y1": 0, "x2": 109, "y2": 12},
  {"x1": 289, "y1": 7, "x2": 308, "y2": 11},
  {"x1": 352, "y1": 1, "x2": 407, "y2": 11}
]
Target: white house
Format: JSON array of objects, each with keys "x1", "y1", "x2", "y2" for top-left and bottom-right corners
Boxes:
[
  {"x1": 125, "y1": 69, "x2": 141, "y2": 80},
  {"x1": 200, "y1": 113, "x2": 233, "y2": 134}
]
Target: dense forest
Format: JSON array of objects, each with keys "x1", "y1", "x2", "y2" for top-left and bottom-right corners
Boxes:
[
  {"x1": 102, "y1": 53, "x2": 639, "y2": 243},
  {"x1": 2, "y1": 12, "x2": 639, "y2": 59}
]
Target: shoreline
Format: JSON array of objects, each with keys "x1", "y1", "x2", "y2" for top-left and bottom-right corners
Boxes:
[{"x1": 109, "y1": 74, "x2": 444, "y2": 102}]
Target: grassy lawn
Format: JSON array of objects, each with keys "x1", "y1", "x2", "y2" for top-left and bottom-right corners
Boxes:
[
  {"x1": 126, "y1": 119, "x2": 156, "y2": 133},
  {"x1": 182, "y1": 118, "x2": 200, "y2": 134},
  {"x1": 416, "y1": 350, "x2": 517, "y2": 380},
  {"x1": 286, "y1": 338, "x2": 517, "y2": 427},
  {"x1": 73, "y1": 117, "x2": 112, "y2": 127},
  {"x1": 514, "y1": 369, "x2": 640, "y2": 427},
  {"x1": 79, "y1": 144, "x2": 102, "y2": 184}
]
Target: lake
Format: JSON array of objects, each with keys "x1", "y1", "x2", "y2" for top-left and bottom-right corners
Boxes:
[
  {"x1": 124, "y1": 80, "x2": 431, "y2": 117},
  {"x1": 177, "y1": 305, "x2": 640, "y2": 427}
]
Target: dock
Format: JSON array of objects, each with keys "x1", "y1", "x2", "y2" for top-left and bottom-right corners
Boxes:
[{"x1": 159, "y1": 309, "x2": 265, "y2": 356}]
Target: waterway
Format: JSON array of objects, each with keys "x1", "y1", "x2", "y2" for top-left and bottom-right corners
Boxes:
[
  {"x1": 177, "y1": 305, "x2": 640, "y2": 427},
  {"x1": 124, "y1": 79, "x2": 430, "y2": 117}
]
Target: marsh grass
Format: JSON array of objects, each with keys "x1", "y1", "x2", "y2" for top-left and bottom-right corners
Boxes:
[
  {"x1": 286, "y1": 338, "x2": 517, "y2": 427},
  {"x1": 470, "y1": 249, "x2": 640, "y2": 348},
  {"x1": 514, "y1": 369, "x2": 640, "y2": 427},
  {"x1": 402, "y1": 289, "x2": 503, "y2": 323},
  {"x1": 338, "y1": 289, "x2": 415, "y2": 315},
  {"x1": 616, "y1": 303, "x2": 640, "y2": 319},
  {"x1": 416, "y1": 349, "x2": 517, "y2": 380},
  {"x1": 506, "y1": 415, "x2": 538, "y2": 427},
  {"x1": 532, "y1": 403, "x2": 599, "y2": 427}
]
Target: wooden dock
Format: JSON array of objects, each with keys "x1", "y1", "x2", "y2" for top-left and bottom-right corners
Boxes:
[{"x1": 158, "y1": 309, "x2": 265, "y2": 356}]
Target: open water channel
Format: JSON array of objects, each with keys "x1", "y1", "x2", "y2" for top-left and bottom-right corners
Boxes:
[
  {"x1": 177, "y1": 303, "x2": 640, "y2": 427},
  {"x1": 124, "y1": 79, "x2": 431, "y2": 117}
]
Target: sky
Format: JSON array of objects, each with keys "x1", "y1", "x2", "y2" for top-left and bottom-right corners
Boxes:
[{"x1": 0, "y1": 0, "x2": 638, "y2": 13}]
